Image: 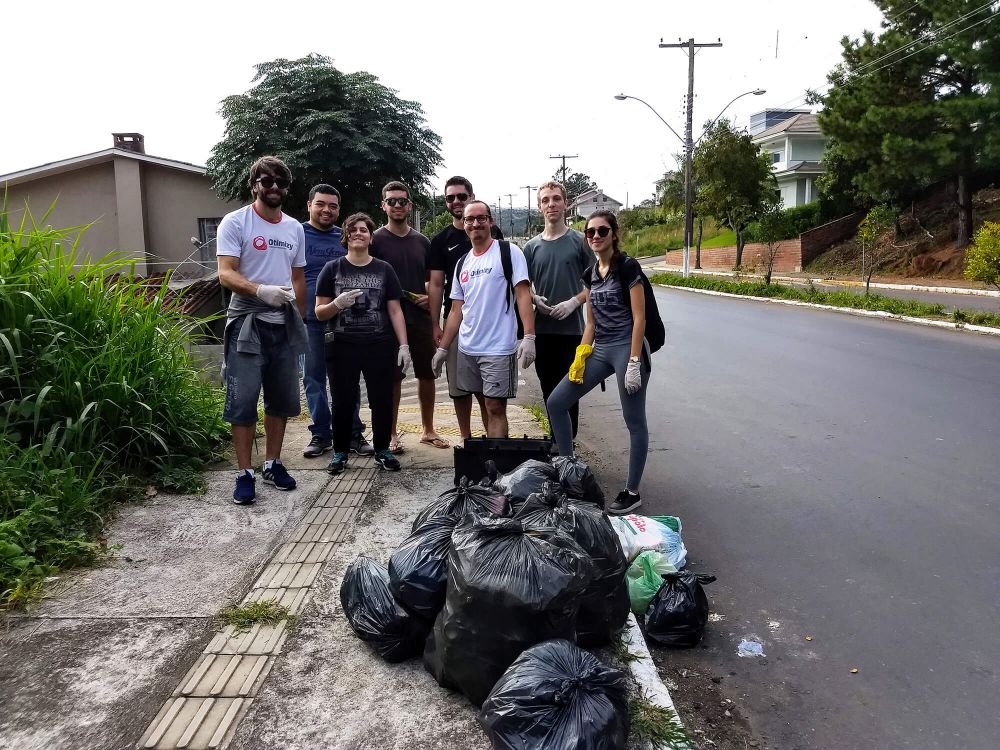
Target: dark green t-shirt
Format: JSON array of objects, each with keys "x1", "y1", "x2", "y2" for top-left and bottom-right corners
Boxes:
[{"x1": 522, "y1": 228, "x2": 592, "y2": 335}]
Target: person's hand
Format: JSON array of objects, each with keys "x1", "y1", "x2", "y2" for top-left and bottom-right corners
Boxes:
[
  {"x1": 333, "y1": 289, "x2": 363, "y2": 310},
  {"x1": 625, "y1": 358, "x2": 642, "y2": 395},
  {"x1": 531, "y1": 285, "x2": 553, "y2": 316},
  {"x1": 256, "y1": 285, "x2": 296, "y2": 308},
  {"x1": 397, "y1": 344, "x2": 412, "y2": 376},
  {"x1": 431, "y1": 347, "x2": 449, "y2": 378},
  {"x1": 568, "y1": 344, "x2": 593, "y2": 384},
  {"x1": 431, "y1": 323, "x2": 443, "y2": 347},
  {"x1": 412, "y1": 293, "x2": 430, "y2": 311},
  {"x1": 517, "y1": 334, "x2": 536, "y2": 370},
  {"x1": 549, "y1": 296, "x2": 581, "y2": 321}
]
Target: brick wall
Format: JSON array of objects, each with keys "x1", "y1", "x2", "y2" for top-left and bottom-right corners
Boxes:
[
  {"x1": 800, "y1": 212, "x2": 864, "y2": 265},
  {"x1": 663, "y1": 239, "x2": 803, "y2": 272}
]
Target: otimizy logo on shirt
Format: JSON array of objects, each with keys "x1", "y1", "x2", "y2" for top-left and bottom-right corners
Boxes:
[
  {"x1": 461, "y1": 265, "x2": 493, "y2": 285},
  {"x1": 252, "y1": 236, "x2": 295, "y2": 252}
]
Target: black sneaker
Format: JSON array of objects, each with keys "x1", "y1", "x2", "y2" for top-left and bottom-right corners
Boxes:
[
  {"x1": 327, "y1": 451, "x2": 348, "y2": 475},
  {"x1": 607, "y1": 489, "x2": 642, "y2": 515},
  {"x1": 303, "y1": 435, "x2": 332, "y2": 458},
  {"x1": 262, "y1": 460, "x2": 296, "y2": 491},
  {"x1": 233, "y1": 471, "x2": 256, "y2": 505},
  {"x1": 350, "y1": 432, "x2": 374, "y2": 456},
  {"x1": 373, "y1": 449, "x2": 401, "y2": 472}
]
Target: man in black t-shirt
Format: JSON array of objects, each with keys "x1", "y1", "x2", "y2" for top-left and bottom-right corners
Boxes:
[{"x1": 427, "y1": 176, "x2": 503, "y2": 442}]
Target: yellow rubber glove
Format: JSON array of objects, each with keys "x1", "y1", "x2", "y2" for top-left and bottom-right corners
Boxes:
[{"x1": 568, "y1": 344, "x2": 593, "y2": 384}]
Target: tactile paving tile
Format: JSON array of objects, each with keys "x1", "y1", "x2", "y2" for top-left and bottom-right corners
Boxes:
[
  {"x1": 205, "y1": 620, "x2": 290, "y2": 655},
  {"x1": 273, "y1": 541, "x2": 336, "y2": 565},
  {"x1": 290, "y1": 521, "x2": 346, "y2": 544},
  {"x1": 139, "y1": 696, "x2": 252, "y2": 750},
  {"x1": 240, "y1": 586, "x2": 311, "y2": 616},
  {"x1": 253, "y1": 561, "x2": 322, "y2": 589},
  {"x1": 174, "y1": 653, "x2": 274, "y2": 698}
]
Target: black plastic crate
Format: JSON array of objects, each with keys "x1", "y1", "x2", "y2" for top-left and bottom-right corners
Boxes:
[{"x1": 453, "y1": 436, "x2": 553, "y2": 485}]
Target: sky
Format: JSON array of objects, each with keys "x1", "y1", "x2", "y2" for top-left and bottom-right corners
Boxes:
[{"x1": 2, "y1": 0, "x2": 886, "y2": 212}]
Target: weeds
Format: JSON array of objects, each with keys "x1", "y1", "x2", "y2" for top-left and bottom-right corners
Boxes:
[
  {"x1": 524, "y1": 404, "x2": 551, "y2": 436},
  {"x1": 629, "y1": 692, "x2": 692, "y2": 749},
  {"x1": 218, "y1": 599, "x2": 297, "y2": 634},
  {"x1": 610, "y1": 631, "x2": 642, "y2": 665},
  {"x1": 154, "y1": 461, "x2": 208, "y2": 495}
]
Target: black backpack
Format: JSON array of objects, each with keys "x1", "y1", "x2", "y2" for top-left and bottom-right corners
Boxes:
[
  {"x1": 455, "y1": 240, "x2": 524, "y2": 338},
  {"x1": 588, "y1": 256, "x2": 665, "y2": 354}
]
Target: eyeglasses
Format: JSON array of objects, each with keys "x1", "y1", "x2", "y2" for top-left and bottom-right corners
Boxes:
[
  {"x1": 463, "y1": 215, "x2": 490, "y2": 226},
  {"x1": 384, "y1": 197, "x2": 410, "y2": 207},
  {"x1": 256, "y1": 175, "x2": 290, "y2": 190},
  {"x1": 445, "y1": 192, "x2": 470, "y2": 203},
  {"x1": 585, "y1": 225, "x2": 612, "y2": 239}
]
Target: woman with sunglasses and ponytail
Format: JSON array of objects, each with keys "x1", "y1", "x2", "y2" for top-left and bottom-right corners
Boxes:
[{"x1": 546, "y1": 209, "x2": 650, "y2": 514}]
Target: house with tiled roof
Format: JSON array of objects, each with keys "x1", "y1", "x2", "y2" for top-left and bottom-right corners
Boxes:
[
  {"x1": 570, "y1": 188, "x2": 623, "y2": 218},
  {"x1": 750, "y1": 111, "x2": 826, "y2": 208}
]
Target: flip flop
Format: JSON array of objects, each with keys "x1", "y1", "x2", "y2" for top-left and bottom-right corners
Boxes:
[
  {"x1": 389, "y1": 434, "x2": 406, "y2": 455},
  {"x1": 419, "y1": 436, "x2": 451, "y2": 449}
]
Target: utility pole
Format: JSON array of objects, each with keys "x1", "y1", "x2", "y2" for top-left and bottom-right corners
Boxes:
[
  {"x1": 505, "y1": 193, "x2": 515, "y2": 237},
  {"x1": 521, "y1": 185, "x2": 536, "y2": 236},
  {"x1": 549, "y1": 154, "x2": 578, "y2": 184},
  {"x1": 497, "y1": 195, "x2": 503, "y2": 233},
  {"x1": 660, "y1": 37, "x2": 722, "y2": 278}
]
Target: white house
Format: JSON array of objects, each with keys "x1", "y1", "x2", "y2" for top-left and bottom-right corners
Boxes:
[
  {"x1": 570, "y1": 188, "x2": 623, "y2": 218},
  {"x1": 750, "y1": 112, "x2": 826, "y2": 208}
]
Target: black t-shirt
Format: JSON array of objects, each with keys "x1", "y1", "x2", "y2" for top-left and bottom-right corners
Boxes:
[
  {"x1": 370, "y1": 227, "x2": 431, "y2": 324},
  {"x1": 582, "y1": 254, "x2": 642, "y2": 344},
  {"x1": 315, "y1": 257, "x2": 404, "y2": 345},
  {"x1": 428, "y1": 223, "x2": 504, "y2": 317}
]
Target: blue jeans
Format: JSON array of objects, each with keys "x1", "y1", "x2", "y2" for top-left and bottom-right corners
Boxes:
[{"x1": 304, "y1": 320, "x2": 365, "y2": 440}]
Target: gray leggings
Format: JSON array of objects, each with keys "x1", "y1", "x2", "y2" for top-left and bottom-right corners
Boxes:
[{"x1": 546, "y1": 339, "x2": 650, "y2": 492}]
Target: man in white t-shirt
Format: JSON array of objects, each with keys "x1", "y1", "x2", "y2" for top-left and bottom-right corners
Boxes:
[
  {"x1": 217, "y1": 156, "x2": 307, "y2": 505},
  {"x1": 431, "y1": 201, "x2": 536, "y2": 437}
]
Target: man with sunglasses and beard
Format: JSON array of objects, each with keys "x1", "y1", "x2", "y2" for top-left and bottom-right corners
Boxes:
[
  {"x1": 217, "y1": 156, "x2": 307, "y2": 505},
  {"x1": 426, "y1": 176, "x2": 503, "y2": 442}
]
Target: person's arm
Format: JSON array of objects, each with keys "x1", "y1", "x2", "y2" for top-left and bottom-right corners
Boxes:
[
  {"x1": 315, "y1": 294, "x2": 339, "y2": 321},
  {"x1": 218, "y1": 255, "x2": 259, "y2": 296},
  {"x1": 428, "y1": 269, "x2": 445, "y2": 343},
  {"x1": 580, "y1": 289, "x2": 595, "y2": 346},
  {"x1": 438, "y1": 299, "x2": 463, "y2": 351},
  {"x1": 291, "y1": 267, "x2": 306, "y2": 317},
  {"x1": 628, "y1": 282, "x2": 646, "y2": 359},
  {"x1": 387, "y1": 299, "x2": 408, "y2": 346},
  {"x1": 514, "y1": 280, "x2": 535, "y2": 337}
]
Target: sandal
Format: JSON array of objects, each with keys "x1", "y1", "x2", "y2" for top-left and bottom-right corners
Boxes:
[
  {"x1": 389, "y1": 434, "x2": 406, "y2": 455},
  {"x1": 419, "y1": 436, "x2": 451, "y2": 449}
]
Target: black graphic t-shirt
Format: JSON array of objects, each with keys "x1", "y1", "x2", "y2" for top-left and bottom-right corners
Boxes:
[
  {"x1": 315, "y1": 257, "x2": 403, "y2": 345},
  {"x1": 582, "y1": 255, "x2": 642, "y2": 344}
]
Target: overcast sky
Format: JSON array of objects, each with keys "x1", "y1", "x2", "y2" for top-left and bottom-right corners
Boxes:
[{"x1": 3, "y1": 0, "x2": 885, "y2": 212}]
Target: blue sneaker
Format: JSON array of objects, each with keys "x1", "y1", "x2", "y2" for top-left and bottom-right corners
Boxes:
[
  {"x1": 233, "y1": 471, "x2": 256, "y2": 505},
  {"x1": 373, "y1": 449, "x2": 401, "y2": 472},
  {"x1": 262, "y1": 460, "x2": 296, "y2": 491},
  {"x1": 327, "y1": 452, "x2": 348, "y2": 475}
]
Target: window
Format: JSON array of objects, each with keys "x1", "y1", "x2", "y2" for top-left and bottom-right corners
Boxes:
[
  {"x1": 198, "y1": 218, "x2": 222, "y2": 263},
  {"x1": 772, "y1": 151, "x2": 782, "y2": 164}
]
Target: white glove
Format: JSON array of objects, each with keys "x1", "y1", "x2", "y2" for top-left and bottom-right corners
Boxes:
[
  {"x1": 625, "y1": 358, "x2": 642, "y2": 395},
  {"x1": 333, "y1": 289, "x2": 364, "y2": 310},
  {"x1": 549, "y1": 296, "x2": 582, "y2": 321},
  {"x1": 532, "y1": 292, "x2": 553, "y2": 316},
  {"x1": 517, "y1": 334, "x2": 536, "y2": 370},
  {"x1": 431, "y1": 347, "x2": 448, "y2": 378},
  {"x1": 256, "y1": 284, "x2": 296, "y2": 307},
  {"x1": 397, "y1": 344, "x2": 412, "y2": 376}
]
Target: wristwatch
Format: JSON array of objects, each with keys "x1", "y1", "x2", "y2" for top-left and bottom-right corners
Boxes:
[{"x1": 629, "y1": 356, "x2": 640, "y2": 363}]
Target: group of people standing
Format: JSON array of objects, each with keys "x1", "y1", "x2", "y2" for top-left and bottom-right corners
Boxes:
[{"x1": 217, "y1": 156, "x2": 653, "y2": 514}]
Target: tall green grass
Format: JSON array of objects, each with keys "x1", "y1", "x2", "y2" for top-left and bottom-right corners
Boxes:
[{"x1": 0, "y1": 205, "x2": 226, "y2": 605}]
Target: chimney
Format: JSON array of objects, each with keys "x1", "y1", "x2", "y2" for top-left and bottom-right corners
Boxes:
[{"x1": 113, "y1": 133, "x2": 145, "y2": 154}]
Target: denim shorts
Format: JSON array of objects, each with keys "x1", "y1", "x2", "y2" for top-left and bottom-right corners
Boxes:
[{"x1": 223, "y1": 320, "x2": 301, "y2": 425}]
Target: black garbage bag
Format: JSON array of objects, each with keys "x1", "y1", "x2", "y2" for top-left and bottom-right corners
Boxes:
[
  {"x1": 339, "y1": 557, "x2": 429, "y2": 662},
  {"x1": 424, "y1": 516, "x2": 595, "y2": 706},
  {"x1": 644, "y1": 571, "x2": 717, "y2": 648},
  {"x1": 492, "y1": 459, "x2": 558, "y2": 507},
  {"x1": 411, "y1": 476, "x2": 508, "y2": 533},
  {"x1": 515, "y1": 484, "x2": 629, "y2": 646},
  {"x1": 553, "y1": 455, "x2": 605, "y2": 508},
  {"x1": 388, "y1": 515, "x2": 456, "y2": 621},
  {"x1": 479, "y1": 639, "x2": 630, "y2": 750}
]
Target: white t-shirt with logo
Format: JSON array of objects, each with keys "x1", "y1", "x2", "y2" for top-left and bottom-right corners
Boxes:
[
  {"x1": 217, "y1": 204, "x2": 306, "y2": 285},
  {"x1": 450, "y1": 240, "x2": 529, "y2": 356}
]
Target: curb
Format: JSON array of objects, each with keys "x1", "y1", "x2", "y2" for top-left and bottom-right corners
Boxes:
[{"x1": 656, "y1": 283, "x2": 1000, "y2": 338}]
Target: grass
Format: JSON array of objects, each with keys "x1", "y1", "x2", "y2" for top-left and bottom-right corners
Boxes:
[
  {"x1": 621, "y1": 224, "x2": 735, "y2": 259},
  {"x1": 629, "y1": 692, "x2": 693, "y2": 749},
  {"x1": 0, "y1": 204, "x2": 226, "y2": 606},
  {"x1": 523, "y1": 404, "x2": 551, "y2": 436},
  {"x1": 609, "y1": 631, "x2": 642, "y2": 665},
  {"x1": 218, "y1": 599, "x2": 297, "y2": 634}
]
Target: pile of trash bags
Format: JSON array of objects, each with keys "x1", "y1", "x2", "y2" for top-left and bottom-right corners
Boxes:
[{"x1": 340, "y1": 459, "x2": 715, "y2": 746}]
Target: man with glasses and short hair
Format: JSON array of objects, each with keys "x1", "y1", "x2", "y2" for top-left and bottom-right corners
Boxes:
[
  {"x1": 427, "y1": 176, "x2": 503, "y2": 441},
  {"x1": 522, "y1": 180, "x2": 591, "y2": 442},
  {"x1": 300, "y1": 184, "x2": 372, "y2": 460},
  {"x1": 371, "y1": 181, "x2": 447, "y2": 454},
  {"x1": 430, "y1": 201, "x2": 536, "y2": 438},
  {"x1": 217, "y1": 156, "x2": 307, "y2": 505}
]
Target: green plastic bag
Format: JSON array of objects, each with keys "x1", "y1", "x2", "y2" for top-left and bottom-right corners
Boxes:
[{"x1": 626, "y1": 550, "x2": 678, "y2": 616}]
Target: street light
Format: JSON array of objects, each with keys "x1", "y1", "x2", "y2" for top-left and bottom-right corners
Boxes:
[{"x1": 615, "y1": 88, "x2": 765, "y2": 277}]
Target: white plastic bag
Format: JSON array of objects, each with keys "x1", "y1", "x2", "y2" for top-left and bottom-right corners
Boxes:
[{"x1": 608, "y1": 514, "x2": 686, "y2": 568}]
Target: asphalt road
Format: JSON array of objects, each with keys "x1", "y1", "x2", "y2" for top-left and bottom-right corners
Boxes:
[{"x1": 570, "y1": 288, "x2": 1000, "y2": 749}]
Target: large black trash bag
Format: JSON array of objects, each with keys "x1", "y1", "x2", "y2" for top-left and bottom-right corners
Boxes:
[
  {"x1": 339, "y1": 557, "x2": 429, "y2": 662},
  {"x1": 492, "y1": 459, "x2": 558, "y2": 507},
  {"x1": 411, "y1": 476, "x2": 508, "y2": 533},
  {"x1": 423, "y1": 516, "x2": 595, "y2": 706},
  {"x1": 388, "y1": 515, "x2": 456, "y2": 621},
  {"x1": 553, "y1": 455, "x2": 605, "y2": 509},
  {"x1": 479, "y1": 639, "x2": 630, "y2": 750},
  {"x1": 644, "y1": 571, "x2": 717, "y2": 648},
  {"x1": 515, "y1": 484, "x2": 629, "y2": 646}
]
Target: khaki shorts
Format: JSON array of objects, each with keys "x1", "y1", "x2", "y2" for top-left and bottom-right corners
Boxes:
[
  {"x1": 454, "y1": 351, "x2": 518, "y2": 400},
  {"x1": 445, "y1": 340, "x2": 470, "y2": 399}
]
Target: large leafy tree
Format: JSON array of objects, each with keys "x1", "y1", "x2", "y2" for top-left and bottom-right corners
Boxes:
[
  {"x1": 693, "y1": 120, "x2": 776, "y2": 267},
  {"x1": 559, "y1": 171, "x2": 598, "y2": 205},
  {"x1": 816, "y1": 0, "x2": 1000, "y2": 245},
  {"x1": 208, "y1": 54, "x2": 442, "y2": 219}
]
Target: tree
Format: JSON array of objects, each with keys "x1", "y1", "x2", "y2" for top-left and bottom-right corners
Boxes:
[
  {"x1": 816, "y1": 1, "x2": 1000, "y2": 245},
  {"x1": 964, "y1": 221, "x2": 1000, "y2": 291},
  {"x1": 559, "y1": 171, "x2": 598, "y2": 205},
  {"x1": 755, "y1": 199, "x2": 789, "y2": 285},
  {"x1": 693, "y1": 120, "x2": 776, "y2": 268},
  {"x1": 208, "y1": 54, "x2": 442, "y2": 219},
  {"x1": 857, "y1": 204, "x2": 896, "y2": 294}
]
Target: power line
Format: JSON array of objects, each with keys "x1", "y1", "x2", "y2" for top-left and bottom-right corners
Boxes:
[{"x1": 549, "y1": 154, "x2": 578, "y2": 184}]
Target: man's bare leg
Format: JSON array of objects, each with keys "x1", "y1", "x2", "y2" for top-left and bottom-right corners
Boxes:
[
  {"x1": 418, "y1": 378, "x2": 446, "y2": 443},
  {"x1": 475, "y1": 393, "x2": 489, "y2": 434},
  {"x1": 484, "y1": 397, "x2": 508, "y2": 438},
  {"x1": 391, "y1": 379, "x2": 402, "y2": 438},
  {"x1": 233, "y1": 424, "x2": 255, "y2": 469},
  {"x1": 263, "y1": 414, "x2": 288, "y2": 461}
]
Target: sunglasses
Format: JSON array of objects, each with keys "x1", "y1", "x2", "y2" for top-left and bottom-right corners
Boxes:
[
  {"x1": 445, "y1": 192, "x2": 470, "y2": 203},
  {"x1": 384, "y1": 197, "x2": 410, "y2": 207},
  {"x1": 463, "y1": 215, "x2": 490, "y2": 225},
  {"x1": 256, "y1": 175, "x2": 290, "y2": 190},
  {"x1": 585, "y1": 225, "x2": 612, "y2": 239}
]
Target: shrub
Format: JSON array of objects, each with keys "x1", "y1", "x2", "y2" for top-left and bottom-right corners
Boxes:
[{"x1": 964, "y1": 221, "x2": 1000, "y2": 290}]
